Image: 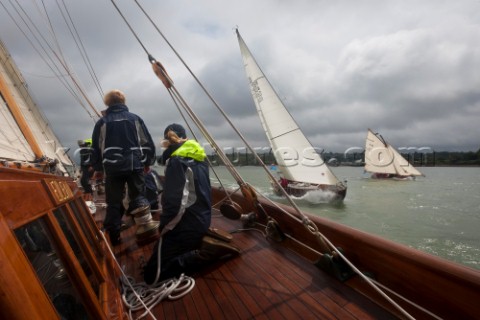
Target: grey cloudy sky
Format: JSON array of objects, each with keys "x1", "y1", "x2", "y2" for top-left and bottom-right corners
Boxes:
[{"x1": 1, "y1": 0, "x2": 479, "y2": 159}]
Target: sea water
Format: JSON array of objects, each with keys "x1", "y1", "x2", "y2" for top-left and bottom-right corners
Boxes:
[{"x1": 202, "y1": 165, "x2": 480, "y2": 270}]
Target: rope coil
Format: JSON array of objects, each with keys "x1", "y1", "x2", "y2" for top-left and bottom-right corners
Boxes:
[
  {"x1": 107, "y1": 2, "x2": 417, "y2": 318},
  {"x1": 121, "y1": 273, "x2": 195, "y2": 320}
]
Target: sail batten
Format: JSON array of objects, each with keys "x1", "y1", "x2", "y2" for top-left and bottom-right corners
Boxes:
[{"x1": 237, "y1": 30, "x2": 341, "y2": 186}]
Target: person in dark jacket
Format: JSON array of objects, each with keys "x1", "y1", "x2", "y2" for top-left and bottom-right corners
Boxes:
[
  {"x1": 144, "y1": 124, "x2": 238, "y2": 284},
  {"x1": 90, "y1": 89, "x2": 156, "y2": 245},
  {"x1": 77, "y1": 138, "x2": 93, "y2": 197}
]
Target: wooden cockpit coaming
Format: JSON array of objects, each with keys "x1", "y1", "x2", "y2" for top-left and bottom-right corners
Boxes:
[
  {"x1": 2, "y1": 165, "x2": 480, "y2": 320},
  {"x1": 0, "y1": 167, "x2": 123, "y2": 320}
]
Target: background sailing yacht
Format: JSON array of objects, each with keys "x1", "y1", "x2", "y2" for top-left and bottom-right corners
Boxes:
[
  {"x1": 364, "y1": 128, "x2": 424, "y2": 180},
  {"x1": 236, "y1": 29, "x2": 346, "y2": 203}
]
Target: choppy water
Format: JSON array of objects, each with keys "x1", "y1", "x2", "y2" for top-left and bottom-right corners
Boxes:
[{"x1": 204, "y1": 166, "x2": 480, "y2": 270}]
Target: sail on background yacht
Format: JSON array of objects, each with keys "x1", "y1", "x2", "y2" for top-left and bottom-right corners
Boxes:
[
  {"x1": 1, "y1": 3, "x2": 480, "y2": 319},
  {"x1": 365, "y1": 128, "x2": 424, "y2": 179},
  {"x1": 236, "y1": 29, "x2": 346, "y2": 203}
]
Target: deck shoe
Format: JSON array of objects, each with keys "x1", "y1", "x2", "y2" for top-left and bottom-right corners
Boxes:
[
  {"x1": 132, "y1": 205, "x2": 160, "y2": 244},
  {"x1": 206, "y1": 227, "x2": 233, "y2": 242},
  {"x1": 199, "y1": 236, "x2": 240, "y2": 261}
]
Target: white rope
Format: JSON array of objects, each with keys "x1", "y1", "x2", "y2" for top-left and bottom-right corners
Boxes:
[
  {"x1": 98, "y1": 229, "x2": 195, "y2": 320},
  {"x1": 121, "y1": 273, "x2": 195, "y2": 320},
  {"x1": 317, "y1": 229, "x2": 416, "y2": 320},
  {"x1": 105, "y1": 4, "x2": 415, "y2": 317},
  {"x1": 249, "y1": 186, "x2": 417, "y2": 320}
]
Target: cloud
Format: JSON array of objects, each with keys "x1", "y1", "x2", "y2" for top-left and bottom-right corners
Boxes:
[{"x1": 1, "y1": 0, "x2": 479, "y2": 161}]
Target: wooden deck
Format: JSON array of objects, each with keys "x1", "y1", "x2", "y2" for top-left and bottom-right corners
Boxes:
[
  {"x1": 3, "y1": 165, "x2": 479, "y2": 319},
  {"x1": 98, "y1": 206, "x2": 396, "y2": 319}
]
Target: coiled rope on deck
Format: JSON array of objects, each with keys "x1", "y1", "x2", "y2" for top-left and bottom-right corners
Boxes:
[
  {"x1": 121, "y1": 273, "x2": 195, "y2": 320},
  {"x1": 99, "y1": 229, "x2": 195, "y2": 320},
  {"x1": 107, "y1": 2, "x2": 417, "y2": 319}
]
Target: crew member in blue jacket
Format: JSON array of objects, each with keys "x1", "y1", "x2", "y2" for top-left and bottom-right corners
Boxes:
[
  {"x1": 90, "y1": 89, "x2": 155, "y2": 245},
  {"x1": 143, "y1": 123, "x2": 211, "y2": 283}
]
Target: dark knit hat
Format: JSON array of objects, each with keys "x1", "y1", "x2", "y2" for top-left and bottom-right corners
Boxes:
[{"x1": 164, "y1": 123, "x2": 186, "y2": 139}]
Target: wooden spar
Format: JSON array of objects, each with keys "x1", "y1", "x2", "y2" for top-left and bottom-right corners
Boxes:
[{"x1": 0, "y1": 71, "x2": 45, "y2": 162}]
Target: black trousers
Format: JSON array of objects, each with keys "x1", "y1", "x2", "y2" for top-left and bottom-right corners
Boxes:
[
  {"x1": 144, "y1": 230, "x2": 205, "y2": 284},
  {"x1": 103, "y1": 170, "x2": 148, "y2": 237},
  {"x1": 80, "y1": 166, "x2": 93, "y2": 194}
]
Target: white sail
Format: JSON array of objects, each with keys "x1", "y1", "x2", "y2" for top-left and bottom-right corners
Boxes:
[
  {"x1": 365, "y1": 129, "x2": 423, "y2": 177},
  {"x1": 0, "y1": 39, "x2": 73, "y2": 174},
  {"x1": 236, "y1": 30, "x2": 340, "y2": 186}
]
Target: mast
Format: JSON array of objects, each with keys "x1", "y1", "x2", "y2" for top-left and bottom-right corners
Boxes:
[
  {"x1": 0, "y1": 70, "x2": 45, "y2": 162},
  {"x1": 0, "y1": 39, "x2": 73, "y2": 173}
]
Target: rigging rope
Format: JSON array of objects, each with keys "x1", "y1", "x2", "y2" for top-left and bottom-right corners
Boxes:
[
  {"x1": 122, "y1": 273, "x2": 195, "y2": 320},
  {"x1": 2, "y1": 1, "x2": 83, "y2": 109},
  {"x1": 110, "y1": 0, "x2": 251, "y2": 205},
  {"x1": 109, "y1": 0, "x2": 150, "y2": 56},
  {"x1": 243, "y1": 183, "x2": 417, "y2": 320},
  {"x1": 1, "y1": 0, "x2": 100, "y2": 120},
  {"x1": 57, "y1": 0, "x2": 104, "y2": 97},
  {"x1": 109, "y1": 2, "x2": 416, "y2": 319},
  {"x1": 38, "y1": 0, "x2": 100, "y2": 117},
  {"x1": 165, "y1": 88, "x2": 233, "y2": 201},
  {"x1": 133, "y1": 0, "x2": 320, "y2": 229},
  {"x1": 98, "y1": 228, "x2": 194, "y2": 320},
  {"x1": 118, "y1": 0, "x2": 340, "y2": 252}
]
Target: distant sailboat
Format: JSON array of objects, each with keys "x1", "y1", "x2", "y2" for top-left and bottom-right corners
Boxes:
[
  {"x1": 2, "y1": 7, "x2": 480, "y2": 320},
  {"x1": 364, "y1": 128, "x2": 424, "y2": 180},
  {"x1": 236, "y1": 29, "x2": 346, "y2": 203}
]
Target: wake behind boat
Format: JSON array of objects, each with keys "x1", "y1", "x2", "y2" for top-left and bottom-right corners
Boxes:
[
  {"x1": 1, "y1": 3, "x2": 480, "y2": 320},
  {"x1": 236, "y1": 30, "x2": 347, "y2": 204},
  {"x1": 364, "y1": 128, "x2": 424, "y2": 180}
]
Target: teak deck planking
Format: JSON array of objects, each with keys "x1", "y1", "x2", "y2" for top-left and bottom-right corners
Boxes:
[
  {"x1": 106, "y1": 206, "x2": 396, "y2": 319},
  {"x1": 4, "y1": 166, "x2": 480, "y2": 319}
]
